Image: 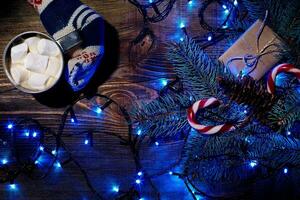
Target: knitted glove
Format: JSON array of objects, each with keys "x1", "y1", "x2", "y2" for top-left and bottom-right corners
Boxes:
[{"x1": 28, "y1": 0, "x2": 105, "y2": 91}]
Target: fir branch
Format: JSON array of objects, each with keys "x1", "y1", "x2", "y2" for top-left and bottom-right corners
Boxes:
[
  {"x1": 183, "y1": 126, "x2": 300, "y2": 191},
  {"x1": 267, "y1": 87, "x2": 300, "y2": 132},
  {"x1": 131, "y1": 92, "x2": 191, "y2": 137},
  {"x1": 167, "y1": 38, "x2": 225, "y2": 99},
  {"x1": 131, "y1": 38, "x2": 229, "y2": 137}
]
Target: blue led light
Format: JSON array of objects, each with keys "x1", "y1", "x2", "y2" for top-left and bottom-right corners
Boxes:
[
  {"x1": 25, "y1": 131, "x2": 30, "y2": 137},
  {"x1": 139, "y1": 198, "x2": 144, "y2": 200},
  {"x1": 71, "y1": 118, "x2": 75, "y2": 123},
  {"x1": 2, "y1": 159, "x2": 8, "y2": 165},
  {"x1": 224, "y1": 9, "x2": 229, "y2": 14},
  {"x1": 52, "y1": 150, "x2": 57, "y2": 155},
  {"x1": 188, "y1": 0, "x2": 193, "y2": 5},
  {"x1": 207, "y1": 36, "x2": 212, "y2": 41},
  {"x1": 137, "y1": 129, "x2": 142, "y2": 136},
  {"x1": 35, "y1": 160, "x2": 39, "y2": 165},
  {"x1": 287, "y1": 131, "x2": 291, "y2": 136},
  {"x1": 84, "y1": 139, "x2": 89, "y2": 145},
  {"x1": 7, "y1": 123, "x2": 13, "y2": 129},
  {"x1": 55, "y1": 162, "x2": 61, "y2": 168},
  {"x1": 135, "y1": 179, "x2": 141, "y2": 184},
  {"x1": 138, "y1": 171, "x2": 143, "y2": 176},
  {"x1": 149, "y1": 0, "x2": 153, "y2": 3},
  {"x1": 112, "y1": 186, "x2": 119, "y2": 192},
  {"x1": 245, "y1": 137, "x2": 250, "y2": 143},
  {"x1": 95, "y1": 107, "x2": 102, "y2": 114},
  {"x1": 222, "y1": 5, "x2": 227, "y2": 9},
  {"x1": 234, "y1": 0, "x2": 238, "y2": 6},
  {"x1": 180, "y1": 37, "x2": 184, "y2": 42},
  {"x1": 32, "y1": 132, "x2": 37, "y2": 138},
  {"x1": 161, "y1": 79, "x2": 168, "y2": 86},
  {"x1": 169, "y1": 171, "x2": 173, "y2": 175},
  {"x1": 249, "y1": 160, "x2": 257, "y2": 168},
  {"x1": 39, "y1": 146, "x2": 44, "y2": 151},
  {"x1": 155, "y1": 142, "x2": 159, "y2": 146},
  {"x1": 179, "y1": 22, "x2": 185, "y2": 29},
  {"x1": 9, "y1": 184, "x2": 16, "y2": 190},
  {"x1": 222, "y1": 24, "x2": 228, "y2": 29},
  {"x1": 284, "y1": 168, "x2": 288, "y2": 174},
  {"x1": 243, "y1": 110, "x2": 247, "y2": 114}
]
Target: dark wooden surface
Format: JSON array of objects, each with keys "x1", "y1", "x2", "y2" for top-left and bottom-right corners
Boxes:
[{"x1": 0, "y1": 0, "x2": 230, "y2": 199}]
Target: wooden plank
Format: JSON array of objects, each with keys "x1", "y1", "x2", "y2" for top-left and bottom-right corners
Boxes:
[{"x1": 0, "y1": 0, "x2": 221, "y2": 199}]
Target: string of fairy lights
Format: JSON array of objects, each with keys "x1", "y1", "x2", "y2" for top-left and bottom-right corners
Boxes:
[
  {"x1": 1, "y1": 89, "x2": 184, "y2": 199},
  {"x1": 126, "y1": 0, "x2": 294, "y2": 199},
  {"x1": 1, "y1": 93, "x2": 152, "y2": 199},
  {"x1": 128, "y1": 0, "x2": 177, "y2": 23},
  {"x1": 0, "y1": 84, "x2": 294, "y2": 199},
  {"x1": 1, "y1": 117, "x2": 59, "y2": 188},
  {"x1": 0, "y1": 0, "x2": 247, "y2": 199},
  {"x1": 1, "y1": 0, "x2": 294, "y2": 199},
  {"x1": 129, "y1": 0, "x2": 247, "y2": 56}
]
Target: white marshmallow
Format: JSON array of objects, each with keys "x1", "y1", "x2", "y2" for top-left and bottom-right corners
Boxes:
[
  {"x1": 10, "y1": 67, "x2": 30, "y2": 85},
  {"x1": 11, "y1": 43, "x2": 28, "y2": 64},
  {"x1": 25, "y1": 37, "x2": 40, "y2": 53},
  {"x1": 11, "y1": 63, "x2": 24, "y2": 69},
  {"x1": 46, "y1": 57, "x2": 61, "y2": 78},
  {"x1": 27, "y1": 72, "x2": 49, "y2": 90},
  {"x1": 24, "y1": 52, "x2": 49, "y2": 73},
  {"x1": 37, "y1": 39, "x2": 60, "y2": 56},
  {"x1": 46, "y1": 77, "x2": 56, "y2": 88}
]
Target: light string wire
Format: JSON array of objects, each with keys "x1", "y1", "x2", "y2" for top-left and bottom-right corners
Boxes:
[
  {"x1": 0, "y1": 117, "x2": 59, "y2": 183},
  {"x1": 0, "y1": 1, "x2": 251, "y2": 198},
  {"x1": 196, "y1": 0, "x2": 247, "y2": 49},
  {"x1": 57, "y1": 93, "x2": 151, "y2": 200},
  {"x1": 128, "y1": 0, "x2": 177, "y2": 23},
  {"x1": 0, "y1": 92, "x2": 166, "y2": 199},
  {"x1": 0, "y1": 79, "x2": 196, "y2": 199},
  {"x1": 132, "y1": 76, "x2": 300, "y2": 199},
  {"x1": 199, "y1": 0, "x2": 241, "y2": 33},
  {"x1": 128, "y1": 0, "x2": 248, "y2": 59},
  {"x1": 1, "y1": 78, "x2": 296, "y2": 199}
]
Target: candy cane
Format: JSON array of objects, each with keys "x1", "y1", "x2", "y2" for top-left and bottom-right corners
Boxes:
[
  {"x1": 267, "y1": 63, "x2": 300, "y2": 94},
  {"x1": 187, "y1": 97, "x2": 235, "y2": 135}
]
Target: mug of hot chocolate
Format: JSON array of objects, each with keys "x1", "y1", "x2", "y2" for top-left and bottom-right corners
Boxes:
[{"x1": 3, "y1": 0, "x2": 105, "y2": 93}]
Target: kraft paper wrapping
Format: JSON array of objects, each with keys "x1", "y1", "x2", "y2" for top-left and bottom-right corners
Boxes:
[{"x1": 219, "y1": 19, "x2": 283, "y2": 80}]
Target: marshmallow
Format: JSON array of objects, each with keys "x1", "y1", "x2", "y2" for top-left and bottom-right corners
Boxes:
[
  {"x1": 37, "y1": 39, "x2": 60, "y2": 56},
  {"x1": 9, "y1": 36, "x2": 62, "y2": 92},
  {"x1": 25, "y1": 37, "x2": 40, "y2": 53},
  {"x1": 11, "y1": 43, "x2": 28, "y2": 64},
  {"x1": 46, "y1": 57, "x2": 61, "y2": 78},
  {"x1": 24, "y1": 52, "x2": 49, "y2": 73},
  {"x1": 11, "y1": 63, "x2": 24, "y2": 69},
  {"x1": 27, "y1": 72, "x2": 50, "y2": 90},
  {"x1": 10, "y1": 67, "x2": 30, "y2": 85},
  {"x1": 46, "y1": 77, "x2": 56, "y2": 88}
]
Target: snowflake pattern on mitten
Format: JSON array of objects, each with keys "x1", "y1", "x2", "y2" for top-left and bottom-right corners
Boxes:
[{"x1": 28, "y1": 0, "x2": 105, "y2": 91}]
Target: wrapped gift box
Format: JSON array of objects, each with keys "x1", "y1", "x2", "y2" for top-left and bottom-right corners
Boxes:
[{"x1": 219, "y1": 19, "x2": 284, "y2": 80}]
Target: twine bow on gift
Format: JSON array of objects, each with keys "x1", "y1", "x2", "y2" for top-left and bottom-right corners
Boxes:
[{"x1": 225, "y1": 11, "x2": 282, "y2": 77}]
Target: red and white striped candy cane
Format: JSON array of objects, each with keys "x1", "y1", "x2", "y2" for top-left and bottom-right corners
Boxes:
[
  {"x1": 187, "y1": 97, "x2": 235, "y2": 135},
  {"x1": 267, "y1": 63, "x2": 300, "y2": 94}
]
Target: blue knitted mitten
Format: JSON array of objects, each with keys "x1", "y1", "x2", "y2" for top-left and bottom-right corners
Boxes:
[{"x1": 28, "y1": 0, "x2": 105, "y2": 91}]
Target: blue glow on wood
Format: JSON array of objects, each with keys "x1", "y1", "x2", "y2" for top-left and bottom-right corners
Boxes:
[
  {"x1": 112, "y1": 186, "x2": 119, "y2": 192},
  {"x1": 7, "y1": 123, "x2": 13, "y2": 129}
]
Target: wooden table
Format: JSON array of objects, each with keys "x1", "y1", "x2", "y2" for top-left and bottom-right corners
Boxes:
[{"x1": 0, "y1": 0, "x2": 229, "y2": 199}]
